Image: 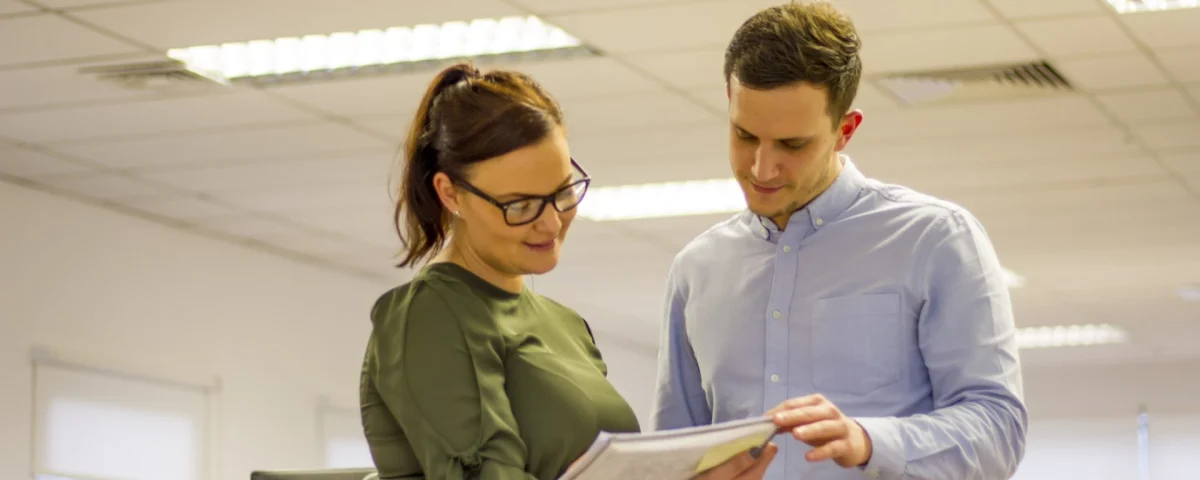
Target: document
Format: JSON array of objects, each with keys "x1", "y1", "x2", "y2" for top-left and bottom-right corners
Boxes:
[{"x1": 559, "y1": 417, "x2": 778, "y2": 480}]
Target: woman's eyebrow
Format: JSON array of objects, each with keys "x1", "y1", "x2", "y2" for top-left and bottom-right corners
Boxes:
[{"x1": 494, "y1": 173, "x2": 574, "y2": 200}]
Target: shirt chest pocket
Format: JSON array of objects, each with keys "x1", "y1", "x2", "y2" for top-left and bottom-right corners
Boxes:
[{"x1": 809, "y1": 293, "x2": 903, "y2": 396}]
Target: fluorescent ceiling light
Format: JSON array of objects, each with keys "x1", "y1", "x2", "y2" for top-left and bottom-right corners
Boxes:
[
  {"x1": 166, "y1": 15, "x2": 581, "y2": 82},
  {"x1": 1017, "y1": 324, "x2": 1129, "y2": 349},
  {"x1": 578, "y1": 178, "x2": 745, "y2": 222},
  {"x1": 1106, "y1": 0, "x2": 1198, "y2": 13}
]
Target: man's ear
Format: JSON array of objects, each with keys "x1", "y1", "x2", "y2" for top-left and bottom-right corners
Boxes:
[
  {"x1": 431, "y1": 172, "x2": 460, "y2": 215},
  {"x1": 834, "y1": 110, "x2": 864, "y2": 151}
]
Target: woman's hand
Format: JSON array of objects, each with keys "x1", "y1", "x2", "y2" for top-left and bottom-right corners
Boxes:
[{"x1": 694, "y1": 442, "x2": 778, "y2": 480}]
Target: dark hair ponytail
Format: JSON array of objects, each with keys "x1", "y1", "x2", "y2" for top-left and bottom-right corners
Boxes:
[
  {"x1": 392, "y1": 62, "x2": 565, "y2": 268},
  {"x1": 394, "y1": 64, "x2": 479, "y2": 267}
]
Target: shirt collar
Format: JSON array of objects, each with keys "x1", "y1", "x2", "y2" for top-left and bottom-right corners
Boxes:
[{"x1": 750, "y1": 155, "x2": 867, "y2": 241}]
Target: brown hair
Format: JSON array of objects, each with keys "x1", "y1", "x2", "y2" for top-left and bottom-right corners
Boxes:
[
  {"x1": 393, "y1": 62, "x2": 564, "y2": 267},
  {"x1": 723, "y1": 1, "x2": 863, "y2": 124}
]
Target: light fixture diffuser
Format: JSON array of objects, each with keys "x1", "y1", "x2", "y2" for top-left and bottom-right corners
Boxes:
[
  {"x1": 1106, "y1": 0, "x2": 1199, "y2": 13},
  {"x1": 1017, "y1": 324, "x2": 1129, "y2": 349},
  {"x1": 165, "y1": 15, "x2": 583, "y2": 84}
]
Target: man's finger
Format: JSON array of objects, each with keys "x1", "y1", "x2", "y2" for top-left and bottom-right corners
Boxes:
[
  {"x1": 805, "y1": 439, "x2": 849, "y2": 463},
  {"x1": 766, "y1": 394, "x2": 826, "y2": 416},
  {"x1": 773, "y1": 403, "x2": 838, "y2": 428},
  {"x1": 792, "y1": 419, "x2": 848, "y2": 444},
  {"x1": 734, "y1": 442, "x2": 778, "y2": 479}
]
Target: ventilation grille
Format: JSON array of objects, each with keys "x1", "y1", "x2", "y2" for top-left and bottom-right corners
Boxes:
[
  {"x1": 79, "y1": 60, "x2": 224, "y2": 91},
  {"x1": 874, "y1": 60, "x2": 1074, "y2": 106}
]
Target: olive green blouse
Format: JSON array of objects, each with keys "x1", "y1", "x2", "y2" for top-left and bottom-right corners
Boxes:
[{"x1": 360, "y1": 263, "x2": 641, "y2": 479}]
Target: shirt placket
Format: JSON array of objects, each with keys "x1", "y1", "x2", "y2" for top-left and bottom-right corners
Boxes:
[{"x1": 762, "y1": 223, "x2": 804, "y2": 472}]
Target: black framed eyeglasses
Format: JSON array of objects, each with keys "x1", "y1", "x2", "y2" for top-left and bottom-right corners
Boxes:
[{"x1": 453, "y1": 158, "x2": 591, "y2": 226}]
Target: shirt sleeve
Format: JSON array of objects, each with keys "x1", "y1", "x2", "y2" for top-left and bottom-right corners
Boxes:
[
  {"x1": 372, "y1": 285, "x2": 537, "y2": 479},
  {"x1": 650, "y1": 257, "x2": 713, "y2": 430},
  {"x1": 856, "y1": 209, "x2": 1029, "y2": 480}
]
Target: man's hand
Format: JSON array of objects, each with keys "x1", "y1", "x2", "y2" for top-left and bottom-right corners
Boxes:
[
  {"x1": 768, "y1": 394, "x2": 872, "y2": 468},
  {"x1": 694, "y1": 442, "x2": 778, "y2": 480}
]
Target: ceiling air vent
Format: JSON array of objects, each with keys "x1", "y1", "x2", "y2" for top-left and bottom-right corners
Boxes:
[
  {"x1": 79, "y1": 60, "x2": 227, "y2": 92},
  {"x1": 873, "y1": 60, "x2": 1074, "y2": 106}
]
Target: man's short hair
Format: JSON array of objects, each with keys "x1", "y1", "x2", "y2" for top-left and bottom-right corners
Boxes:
[{"x1": 723, "y1": 1, "x2": 863, "y2": 124}]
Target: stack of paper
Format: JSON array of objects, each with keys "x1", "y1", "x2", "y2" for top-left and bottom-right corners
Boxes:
[{"x1": 560, "y1": 417, "x2": 778, "y2": 480}]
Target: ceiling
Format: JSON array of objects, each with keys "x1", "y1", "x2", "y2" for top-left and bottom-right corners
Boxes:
[{"x1": 2, "y1": 0, "x2": 1198, "y2": 368}]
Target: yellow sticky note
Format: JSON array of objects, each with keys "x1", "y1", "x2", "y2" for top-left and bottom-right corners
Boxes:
[{"x1": 694, "y1": 433, "x2": 770, "y2": 473}]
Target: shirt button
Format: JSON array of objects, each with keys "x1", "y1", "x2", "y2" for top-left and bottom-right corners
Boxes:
[
  {"x1": 772, "y1": 311, "x2": 781, "y2": 318},
  {"x1": 782, "y1": 245, "x2": 791, "y2": 252},
  {"x1": 770, "y1": 374, "x2": 780, "y2": 383},
  {"x1": 815, "y1": 218, "x2": 824, "y2": 226}
]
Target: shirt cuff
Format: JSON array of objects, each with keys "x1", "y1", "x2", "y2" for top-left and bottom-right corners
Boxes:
[{"x1": 854, "y1": 417, "x2": 906, "y2": 480}]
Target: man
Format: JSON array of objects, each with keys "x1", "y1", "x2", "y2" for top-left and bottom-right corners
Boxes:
[{"x1": 651, "y1": 2, "x2": 1028, "y2": 480}]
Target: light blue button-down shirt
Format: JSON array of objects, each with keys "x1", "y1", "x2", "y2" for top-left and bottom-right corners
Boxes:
[{"x1": 651, "y1": 157, "x2": 1027, "y2": 480}]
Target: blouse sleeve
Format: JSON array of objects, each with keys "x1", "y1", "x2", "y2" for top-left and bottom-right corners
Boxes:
[{"x1": 371, "y1": 285, "x2": 536, "y2": 479}]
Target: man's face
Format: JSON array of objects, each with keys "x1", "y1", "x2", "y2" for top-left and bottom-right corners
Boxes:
[{"x1": 727, "y1": 76, "x2": 862, "y2": 227}]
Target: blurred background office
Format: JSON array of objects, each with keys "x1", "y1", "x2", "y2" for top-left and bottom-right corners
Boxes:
[{"x1": 1, "y1": 0, "x2": 1198, "y2": 479}]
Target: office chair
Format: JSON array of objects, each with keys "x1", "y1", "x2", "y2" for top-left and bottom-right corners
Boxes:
[{"x1": 250, "y1": 468, "x2": 377, "y2": 480}]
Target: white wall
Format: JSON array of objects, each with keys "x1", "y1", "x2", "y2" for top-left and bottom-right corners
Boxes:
[{"x1": 0, "y1": 180, "x2": 391, "y2": 480}]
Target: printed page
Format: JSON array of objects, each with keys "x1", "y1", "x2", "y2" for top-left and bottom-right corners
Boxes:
[{"x1": 561, "y1": 417, "x2": 777, "y2": 480}]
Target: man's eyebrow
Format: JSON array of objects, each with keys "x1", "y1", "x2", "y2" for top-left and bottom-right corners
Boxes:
[
  {"x1": 494, "y1": 173, "x2": 574, "y2": 200},
  {"x1": 732, "y1": 122, "x2": 812, "y2": 144}
]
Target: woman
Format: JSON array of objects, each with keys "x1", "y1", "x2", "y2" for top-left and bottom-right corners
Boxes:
[{"x1": 359, "y1": 62, "x2": 776, "y2": 480}]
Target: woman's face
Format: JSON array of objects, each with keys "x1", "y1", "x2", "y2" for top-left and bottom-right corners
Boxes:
[{"x1": 440, "y1": 126, "x2": 583, "y2": 277}]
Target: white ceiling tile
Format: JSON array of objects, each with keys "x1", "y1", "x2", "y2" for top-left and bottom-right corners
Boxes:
[
  {"x1": 547, "y1": 1, "x2": 759, "y2": 54},
  {"x1": 216, "y1": 185, "x2": 390, "y2": 212},
  {"x1": 0, "y1": 14, "x2": 140, "y2": 67},
  {"x1": 1055, "y1": 54, "x2": 1172, "y2": 90},
  {"x1": 858, "y1": 95, "x2": 1111, "y2": 142},
  {"x1": 140, "y1": 150, "x2": 394, "y2": 193},
  {"x1": 38, "y1": 172, "x2": 179, "y2": 199},
  {"x1": 623, "y1": 48, "x2": 725, "y2": 90},
  {"x1": 1118, "y1": 8, "x2": 1200, "y2": 49},
  {"x1": 848, "y1": 127, "x2": 1144, "y2": 164},
  {"x1": 1134, "y1": 121, "x2": 1200, "y2": 149},
  {"x1": 38, "y1": 0, "x2": 152, "y2": 7},
  {"x1": 0, "y1": 60, "x2": 164, "y2": 111},
  {"x1": 0, "y1": 146, "x2": 97, "y2": 177},
  {"x1": 1189, "y1": 83, "x2": 1200, "y2": 101},
  {"x1": 0, "y1": 90, "x2": 313, "y2": 143},
  {"x1": 561, "y1": 90, "x2": 717, "y2": 136},
  {"x1": 512, "y1": 0, "x2": 666, "y2": 15},
  {"x1": 111, "y1": 195, "x2": 248, "y2": 219},
  {"x1": 0, "y1": 0, "x2": 37, "y2": 15},
  {"x1": 1160, "y1": 152, "x2": 1200, "y2": 173},
  {"x1": 1096, "y1": 88, "x2": 1200, "y2": 123},
  {"x1": 1158, "y1": 47, "x2": 1200, "y2": 83},
  {"x1": 52, "y1": 122, "x2": 391, "y2": 168},
  {"x1": 347, "y1": 115, "x2": 406, "y2": 142},
  {"x1": 868, "y1": 155, "x2": 1167, "y2": 193},
  {"x1": 863, "y1": 25, "x2": 1040, "y2": 74},
  {"x1": 282, "y1": 207, "x2": 397, "y2": 247},
  {"x1": 1015, "y1": 15, "x2": 1139, "y2": 57},
  {"x1": 272, "y1": 56, "x2": 660, "y2": 119},
  {"x1": 853, "y1": 83, "x2": 903, "y2": 110},
  {"x1": 268, "y1": 74, "x2": 426, "y2": 118},
  {"x1": 986, "y1": 0, "x2": 1104, "y2": 19},
  {"x1": 515, "y1": 56, "x2": 663, "y2": 98},
  {"x1": 193, "y1": 214, "x2": 319, "y2": 238},
  {"x1": 820, "y1": 0, "x2": 999, "y2": 31},
  {"x1": 73, "y1": 0, "x2": 522, "y2": 49}
]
